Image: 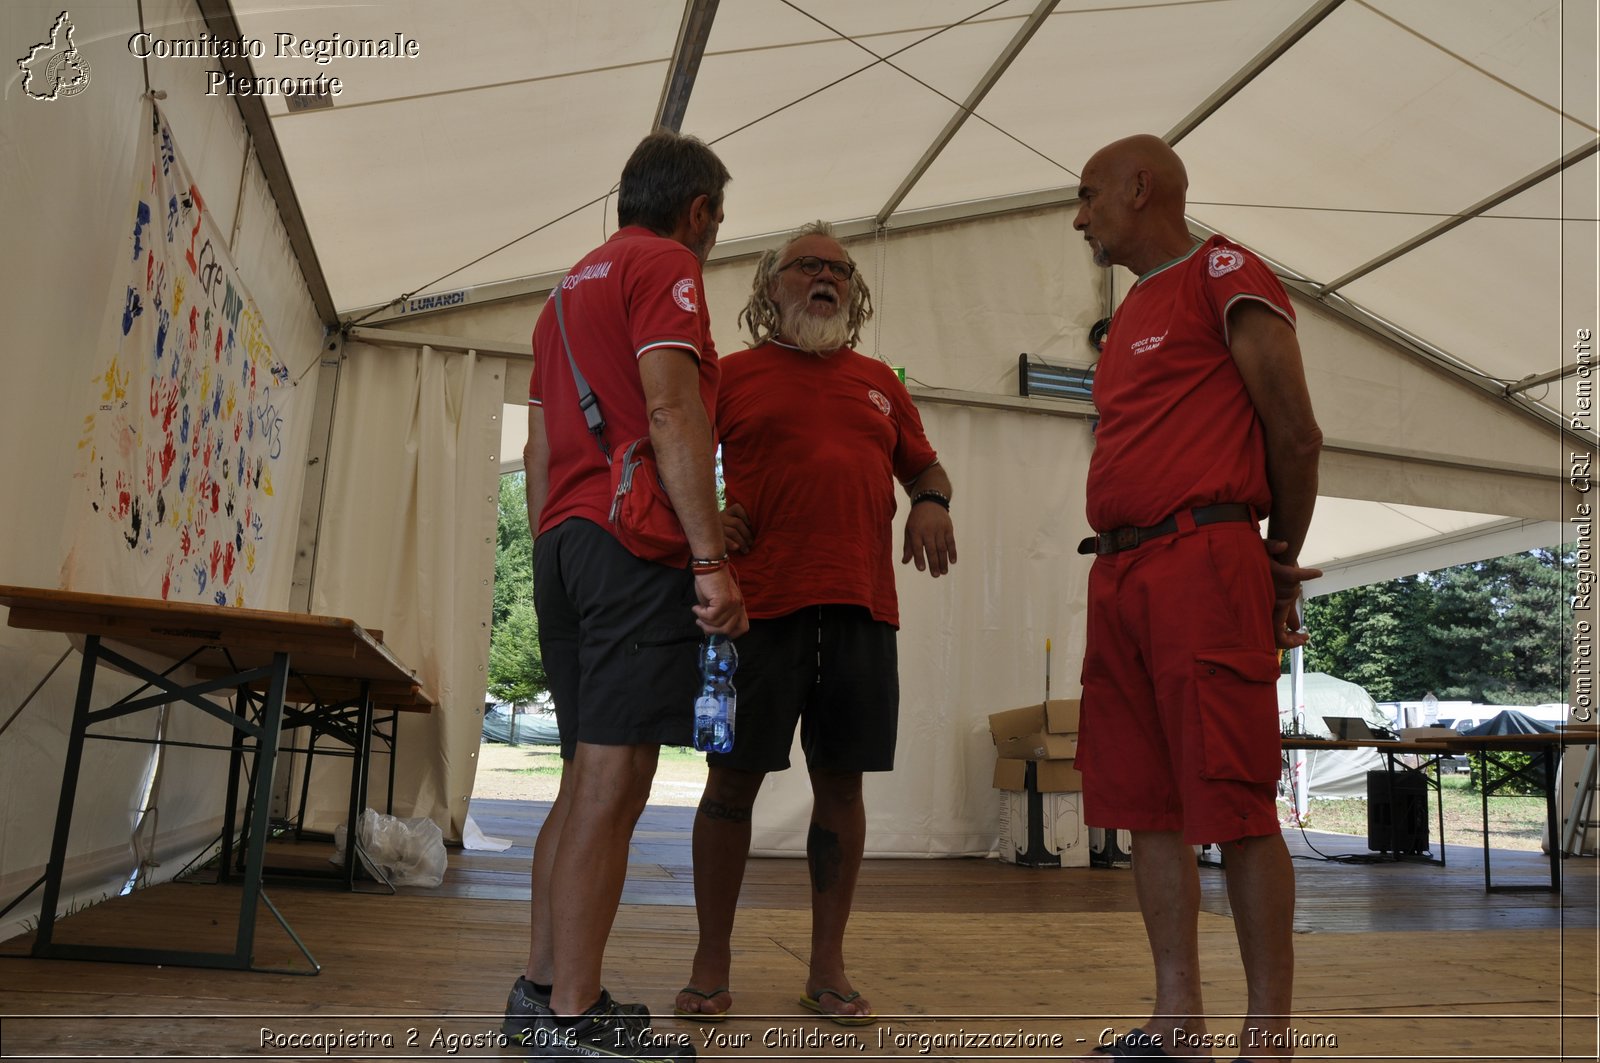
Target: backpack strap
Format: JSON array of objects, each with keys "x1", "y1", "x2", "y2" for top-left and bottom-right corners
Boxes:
[{"x1": 552, "y1": 283, "x2": 610, "y2": 461}]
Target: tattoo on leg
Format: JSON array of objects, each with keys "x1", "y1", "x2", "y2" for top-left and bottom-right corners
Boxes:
[
  {"x1": 808, "y1": 823, "x2": 842, "y2": 893},
  {"x1": 699, "y1": 798, "x2": 752, "y2": 823}
]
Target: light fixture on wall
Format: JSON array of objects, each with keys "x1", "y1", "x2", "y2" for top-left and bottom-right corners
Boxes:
[{"x1": 1017, "y1": 354, "x2": 1095, "y2": 401}]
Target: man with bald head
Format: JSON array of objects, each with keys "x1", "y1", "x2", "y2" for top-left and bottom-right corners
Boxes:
[
  {"x1": 674, "y1": 220, "x2": 956, "y2": 1026},
  {"x1": 1072, "y1": 134, "x2": 1322, "y2": 1061}
]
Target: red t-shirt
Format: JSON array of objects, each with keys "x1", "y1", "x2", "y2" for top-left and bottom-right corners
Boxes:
[
  {"x1": 529, "y1": 227, "x2": 718, "y2": 538},
  {"x1": 717, "y1": 342, "x2": 938, "y2": 627},
  {"x1": 1085, "y1": 235, "x2": 1294, "y2": 531}
]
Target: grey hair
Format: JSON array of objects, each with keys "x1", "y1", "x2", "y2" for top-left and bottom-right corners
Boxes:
[{"x1": 738, "y1": 220, "x2": 874, "y2": 348}]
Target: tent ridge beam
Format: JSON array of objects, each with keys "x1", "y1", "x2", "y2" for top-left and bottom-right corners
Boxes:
[
  {"x1": 1320, "y1": 438, "x2": 1564, "y2": 482},
  {"x1": 194, "y1": 0, "x2": 339, "y2": 328},
  {"x1": 875, "y1": 0, "x2": 1059, "y2": 226},
  {"x1": 1318, "y1": 137, "x2": 1600, "y2": 296},
  {"x1": 344, "y1": 186, "x2": 1085, "y2": 325},
  {"x1": 654, "y1": 0, "x2": 720, "y2": 133},
  {"x1": 345, "y1": 326, "x2": 530, "y2": 360},
  {"x1": 1165, "y1": 0, "x2": 1347, "y2": 147}
]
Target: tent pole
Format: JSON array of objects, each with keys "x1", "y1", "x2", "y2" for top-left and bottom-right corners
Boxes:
[{"x1": 1291, "y1": 602, "x2": 1309, "y2": 825}]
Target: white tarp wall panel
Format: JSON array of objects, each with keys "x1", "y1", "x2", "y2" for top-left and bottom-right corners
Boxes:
[
  {"x1": 0, "y1": 0, "x2": 324, "y2": 940},
  {"x1": 306, "y1": 343, "x2": 503, "y2": 843}
]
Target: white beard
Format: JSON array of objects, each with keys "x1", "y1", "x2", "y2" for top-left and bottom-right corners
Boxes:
[{"x1": 780, "y1": 301, "x2": 850, "y2": 354}]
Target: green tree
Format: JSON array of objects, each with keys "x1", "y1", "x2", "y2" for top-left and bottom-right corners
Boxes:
[
  {"x1": 487, "y1": 473, "x2": 545, "y2": 703},
  {"x1": 1306, "y1": 548, "x2": 1567, "y2": 705},
  {"x1": 488, "y1": 598, "x2": 546, "y2": 704},
  {"x1": 1304, "y1": 576, "x2": 1432, "y2": 701},
  {"x1": 1480, "y1": 549, "x2": 1565, "y2": 704}
]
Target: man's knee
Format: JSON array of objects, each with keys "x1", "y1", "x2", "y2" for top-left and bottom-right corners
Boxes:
[
  {"x1": 809, "y1": 770, "x2": 864, "y2": 814},
  {"x1": 571, "y1": 742, "x2": 658, "y2": 812},
  {"x1": 699, "y1": 766, "x2": 764, "y2": 821}
]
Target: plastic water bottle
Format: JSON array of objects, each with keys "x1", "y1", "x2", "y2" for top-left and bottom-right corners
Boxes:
[{"x1": 693, "y1": 634, "x2": 737, "y2": 754}]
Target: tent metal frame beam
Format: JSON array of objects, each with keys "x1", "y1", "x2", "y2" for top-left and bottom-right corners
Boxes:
[
  {"x1": 343, "y1": 185, "x2": 1085, "y2": 326},
  {"x1": 654, "y1": 0, "x2": 720, "y2": 133},
  {"x1": 1165, "y1": 0, "x2": 1346, "y2": 147},
  {"x1": 874, "y1": 0, "x2": 1058, "y2": 226},
  {"x1": 1318, "y1": 138, "x2": 1600, "y2": 296},
  {"x1": 1305, "y1": 517, "x2": 1567, "y2": 598},
  {"x1": 345, "y1": 326, "x2": 531, "y2": 360},
  {"x1": 1506, "y1": 363, "x2": 1581, "y2": 397},
  {"x1": 194, "y1": 0, "x2": 339, "y2": 328}
]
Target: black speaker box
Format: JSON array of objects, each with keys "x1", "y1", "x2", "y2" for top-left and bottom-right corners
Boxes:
[{"x1": 1366, "y1": 769, "x2": 1428, "y2": 854}]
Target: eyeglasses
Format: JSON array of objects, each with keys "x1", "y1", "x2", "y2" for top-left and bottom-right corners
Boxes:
[{"x1": 778, "y1": 255, "x2": 856, "y2": 280}]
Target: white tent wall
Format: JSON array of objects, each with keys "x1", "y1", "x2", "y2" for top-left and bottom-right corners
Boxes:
[
  {"x1": 0, "y1": 0, "x2": 324, "y2": 940},
  {"x1": 304, "y1": 342, "x2": 502, "y2": 843}
]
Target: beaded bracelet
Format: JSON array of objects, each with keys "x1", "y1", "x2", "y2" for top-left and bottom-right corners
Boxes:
[
  {"x1": 911, "y1": 490, "x2": 951, "y2": 510},
  {"x1": 690, "y1": 555, "x2": 730, "y2": 574}
]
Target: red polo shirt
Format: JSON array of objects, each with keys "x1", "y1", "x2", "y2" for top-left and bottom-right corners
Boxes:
[
  {"x1": 1085, "y1": 235, "x2": 1294, "y2": 531},
  {"x1": 529, "y1": 227, "x2": 719, "y2": 538},
  {"x1": 717, "y1": 342, "x2": 938, "y2": 626}
]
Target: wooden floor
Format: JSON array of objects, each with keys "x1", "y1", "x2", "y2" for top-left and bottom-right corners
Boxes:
[{"x1": 1, "y1": 797, "x2": 1596, "y2": 1061}]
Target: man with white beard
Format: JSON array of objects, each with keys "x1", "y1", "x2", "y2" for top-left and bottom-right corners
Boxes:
[{"x1": 673, "y1": 221, "x2": 956, "y2": 1026}]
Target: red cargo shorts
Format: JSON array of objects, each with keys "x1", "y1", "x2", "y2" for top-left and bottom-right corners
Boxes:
[{"x1": 1077, "y1": 519, "x2": 1283, "y2": 844}]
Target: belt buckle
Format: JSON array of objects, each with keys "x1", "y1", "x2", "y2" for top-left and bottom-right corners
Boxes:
[{"x1": 1112, "y1": 527, "x2": 1139, "y2": 551}]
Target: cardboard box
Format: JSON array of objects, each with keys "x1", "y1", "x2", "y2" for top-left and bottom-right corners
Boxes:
[
  {"x1": 992, "y1": 757, "x2": 1083, "y2": 792},
  {"x1": 997, "y1": 788, "x2": 1090, "y2": 867},
  {"x1": 1089, "y1": 826, "x2": 1132, "y2": 868},
  {"x1": 989, "y1": 702, "x2": 1080, "y2": 760},
  {"x1": 1045, "y1": 699, "x2": 1081, "y2": 734}
]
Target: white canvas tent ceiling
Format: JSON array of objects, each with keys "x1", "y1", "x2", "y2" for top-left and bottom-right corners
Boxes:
[{"x1": 212, "y1": 0, "x2": 1594, "y2": 579}]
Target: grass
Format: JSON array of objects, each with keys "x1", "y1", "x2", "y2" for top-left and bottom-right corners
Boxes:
[
  {"x1": 1280, "y1": 775, "x2": 1550, "y2": 852},
  {"x1": 507, "y1": 744, "x2": 706, "y2": 775}
]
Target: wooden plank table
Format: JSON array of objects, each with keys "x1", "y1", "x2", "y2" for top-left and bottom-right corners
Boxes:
[
  {"x1": 1422, "y1": 731, "x2": 1597, "y2": 894},
  {"x1": 1285, "y1": 732, "x2": 1598, "y2": 893},
  {"x1": 0, "y1": 585, "x2": 434, "y2": 974}
]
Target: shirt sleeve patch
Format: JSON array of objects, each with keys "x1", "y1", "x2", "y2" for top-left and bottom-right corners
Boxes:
[
  {"x1": 672, "y1": 278, "x2": 698, "y2": 312},
  {"x1": 1207, "y1": 247, "x2": 1245, "y2": 277}
]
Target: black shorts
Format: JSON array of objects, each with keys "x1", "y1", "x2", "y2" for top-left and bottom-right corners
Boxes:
[
  {"x1": 534, "y1": 518, "x2": 701, "y2": 758},
  {"x1": 710, "y1": 604, "x2": 898, "y2": 775}
]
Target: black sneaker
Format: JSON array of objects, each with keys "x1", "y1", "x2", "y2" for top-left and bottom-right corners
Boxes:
[
  {"x1": 520, "y1": 990, "x2": 694, "y2": 1060},
  {"x1": 503, "y1": 979, "x2": 652, "y2": 1044}
]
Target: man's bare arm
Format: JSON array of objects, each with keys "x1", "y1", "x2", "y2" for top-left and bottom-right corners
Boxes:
[
  {"x1": 638, "y1": 346, "x2": 747, "y2": 637},
  {"x1": 1228, "y1": 301, "x2": 1322, "y2": 647},
  {"x1": 524, "y1": 404, "x2": 550, "y2": 534}
]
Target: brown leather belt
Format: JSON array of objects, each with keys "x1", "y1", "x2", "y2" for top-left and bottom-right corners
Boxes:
[{"x1": 1077, "y1": 503, "x2": 1256, "y2": 557}]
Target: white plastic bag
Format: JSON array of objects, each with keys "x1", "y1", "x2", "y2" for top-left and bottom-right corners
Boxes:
[{"x1": 332, "y1": 808, "x2": 447, "y2": 888}]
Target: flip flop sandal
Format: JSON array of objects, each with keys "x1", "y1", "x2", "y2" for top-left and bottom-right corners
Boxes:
[
  {"x1": 798, "y1": 988, "x2": 876, "y2": 1026},
  {"x1": 672, "y1": 986, "x2": 731, "y2": 1022},
  {"x1": 1093, "y1": 1028, "x2": 1178, "y2": 1057}
]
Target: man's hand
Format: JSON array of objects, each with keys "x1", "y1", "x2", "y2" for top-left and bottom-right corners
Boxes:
[
  {"x1": 722, "y1": 502, "x2": 753, "y2": 555},
  {"x1": 902, "y1": 501, "x2": 957, "y2": 577},
  {"x1": 692, "y1": 568, "x2": 748, "y2": 637},
  {"x1": 1266, "y1": 539, "x2": 1321, "y2": 649}
]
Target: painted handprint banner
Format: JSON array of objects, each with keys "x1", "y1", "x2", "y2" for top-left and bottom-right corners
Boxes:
[{"x1": 64, "y1": 105, "x2": 295, "y2": 606}]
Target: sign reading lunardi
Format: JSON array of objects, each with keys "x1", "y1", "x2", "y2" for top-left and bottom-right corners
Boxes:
[{"x1": 127, "y1": 29, "x2": 422, "y2": 99}]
